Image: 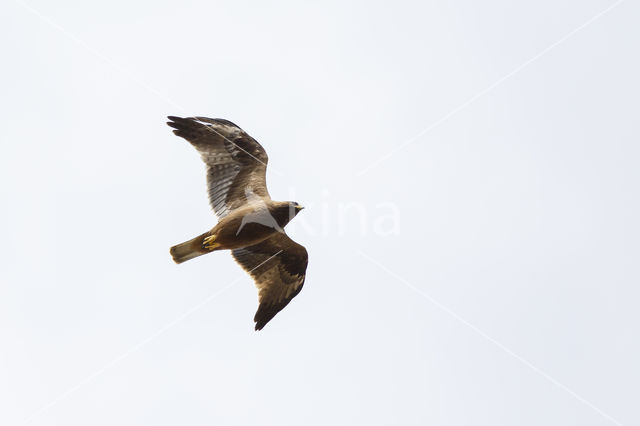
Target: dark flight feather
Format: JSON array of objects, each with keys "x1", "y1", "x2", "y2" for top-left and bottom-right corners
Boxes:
[{"x1": 232, "y1": 233, "x2": 308, "y2": 330}]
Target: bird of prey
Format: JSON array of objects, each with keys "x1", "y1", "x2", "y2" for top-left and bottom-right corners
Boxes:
[{"x1": 167, "y1": 116, "x2": 308, "y2": 330}]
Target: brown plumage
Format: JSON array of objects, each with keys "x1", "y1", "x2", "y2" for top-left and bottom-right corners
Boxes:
[{"x1": 167, "y1": 116, "x2": 308, "y2": 330}]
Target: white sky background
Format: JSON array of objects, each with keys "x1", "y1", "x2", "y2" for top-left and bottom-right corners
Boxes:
[{"x1": 1, "y1": 0, "x2": 639, "y2": 425}]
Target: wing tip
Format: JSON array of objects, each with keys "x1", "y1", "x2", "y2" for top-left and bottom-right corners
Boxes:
[
  {"x1": 167, "y1": 116, "x2": 182, "y2": 128},
  {"x1": 167, "y1": 116, "x2": 198, "y2": 125},
  {"x1": 254, "y1": 311, "x2": 270, "y2": 331},
  {"x1": 166, "y1": 116, "x2": 203, "y2": 138},
  {"x1": 166, "y1": 115, "x2": 186, "y2": 124}
]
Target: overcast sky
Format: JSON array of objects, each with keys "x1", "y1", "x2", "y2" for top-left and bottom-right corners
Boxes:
[{"x1": 1, "y1": 1, "x2": 639, "y2": 425}]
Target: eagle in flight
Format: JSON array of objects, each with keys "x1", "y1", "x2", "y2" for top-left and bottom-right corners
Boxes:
[{"x1": 167, "y1": 116, "x2": 308, "y2": 330}]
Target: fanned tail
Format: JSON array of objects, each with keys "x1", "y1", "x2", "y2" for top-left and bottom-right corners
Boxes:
[{"x1": 170, "y1": 232, "x2": 211, "y2": 264}]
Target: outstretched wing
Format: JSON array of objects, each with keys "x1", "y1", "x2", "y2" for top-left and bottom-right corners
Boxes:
[
  {"x1": 167, "y1": 116, "x2": 270, "y2": 218},
  {"x1": 232, "y1": 233, "x2": 308, "y2": 330}
]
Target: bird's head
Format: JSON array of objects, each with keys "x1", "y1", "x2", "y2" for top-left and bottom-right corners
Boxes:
[
  {"x1": 288, "y1": 201, "x2": 305, "y2": 218},
  {"x1": 271, "y1": 201, "x2": 304, "y2": 226},
  {"x1": 290, "y1": 201, "x2": 304, "y2": 211}
]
